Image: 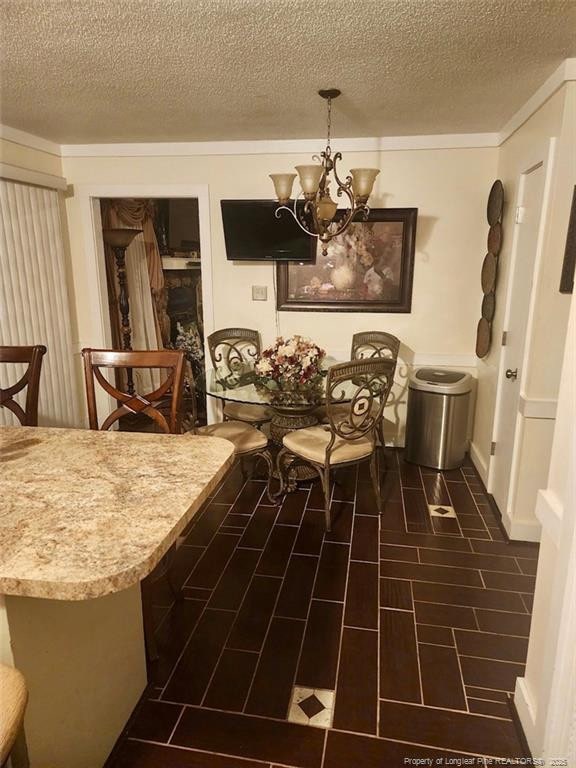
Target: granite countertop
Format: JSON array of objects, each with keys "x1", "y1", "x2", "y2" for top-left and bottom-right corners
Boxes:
[{"x1": 0, "y1": 426, "x2": 234, "y2": 600}]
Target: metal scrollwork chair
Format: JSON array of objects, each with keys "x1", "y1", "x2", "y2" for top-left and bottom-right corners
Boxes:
[
  {"x1": 351, "y1": 331, "x2": 400, "y2": 362},
  {"x1": 319, "y1": 332, "x2": 400, "y2": 444},
  {"x1": 277, "y1": 358, "x2": 396, "y2": 531},
  {"x1": 0, "y1": 345, "x2": 47, "y2": 426},
  {"x1": 207, "y1": 328, "x2": 272, "y2": 427}
]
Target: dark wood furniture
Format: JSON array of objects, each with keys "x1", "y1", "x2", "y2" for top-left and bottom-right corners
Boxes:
[
  {"x1": 82, "y1": 347, "x2": 187, "y2": 665},
  {"x1": 81, "y1": 348, "x2": 186, "y2": 433},
  {"x1": 0, "y1": 345, "x2": 47, "y2": 426},
  {"x1": 277, "y1": 358, "x2": 396, "y2": 531},
  {"x1": 207, "y1": 328, "x2": 271, "y2": 427}
]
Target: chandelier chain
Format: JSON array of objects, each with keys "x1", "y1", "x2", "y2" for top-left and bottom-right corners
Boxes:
[{"x1": 326, "y1": 97, "x2": 332, "y2": 149}]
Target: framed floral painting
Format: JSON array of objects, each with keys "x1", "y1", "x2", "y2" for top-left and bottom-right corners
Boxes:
[{"x1": 276, "y1": 208, "x2": 418, "y2": 312}]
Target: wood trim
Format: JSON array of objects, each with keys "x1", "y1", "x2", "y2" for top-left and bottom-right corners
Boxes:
[{"x1": 276, "y1": 208, "x2": 417, "y2": 313}]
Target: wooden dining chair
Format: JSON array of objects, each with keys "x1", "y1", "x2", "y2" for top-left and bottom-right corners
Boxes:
[
  {"x1": 0, "y1": 345, "x2": 47, "y2": 427},
  {"x1": 207, "y1": 328, "x2": 271, "y2": 427},
  {"x1": 82, "y1": 348, "x2": 187, "y2": 663},
  {"x1": 277, "y1": 358, "x2": 396, "y2": 531},
  {"x1": 82, "y1": 348, "x2": 186, "y2": 433}
]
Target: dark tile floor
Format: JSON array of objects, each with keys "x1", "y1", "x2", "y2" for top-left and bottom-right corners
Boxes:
[{"x1": 107, "y1": 450, "x2": 539, "y2": 768}]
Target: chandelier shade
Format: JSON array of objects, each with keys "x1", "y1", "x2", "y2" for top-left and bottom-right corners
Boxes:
[{"x1": 269, "y1": 89, "x2": 380, "y2": 254}]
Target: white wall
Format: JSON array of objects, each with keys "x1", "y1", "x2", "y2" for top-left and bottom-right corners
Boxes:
[
  {"x1": 61, "y1": 146, "x2": 497, "y2": 438},
  {"x1": 514, "y1": 288, "x2": 576, "y2": 761},
  {"x1": 471, "y1": 84, "x2": 574, "y2": 540}
]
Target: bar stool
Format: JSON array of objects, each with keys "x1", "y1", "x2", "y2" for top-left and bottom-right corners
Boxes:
[{"x1": 0, "y1": 664, "x2": 28, "y2": 764}]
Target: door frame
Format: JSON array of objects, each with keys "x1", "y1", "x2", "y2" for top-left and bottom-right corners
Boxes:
[
  {"x1": 77, "y1": 183, "x2": 215, "y2": 422},
  {"x1": 487, "y1": 138, "x2": 557, "y2": 526}
]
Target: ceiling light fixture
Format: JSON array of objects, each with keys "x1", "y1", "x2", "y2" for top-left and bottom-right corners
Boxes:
[{"x1": 270, "y1": 89, "x2": 380, "y2": 256}]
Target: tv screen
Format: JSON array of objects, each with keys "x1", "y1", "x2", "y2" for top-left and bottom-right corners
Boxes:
[{"x1": 220, "y1": 200, "x2": 315, "y2": 262}]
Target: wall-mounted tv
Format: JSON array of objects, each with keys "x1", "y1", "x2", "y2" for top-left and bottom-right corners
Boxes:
[{"x1": 220, "y1": 199, "x2": 315, "y2": 262}]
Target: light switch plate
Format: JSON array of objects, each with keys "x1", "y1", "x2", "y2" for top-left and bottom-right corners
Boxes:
[{"x1": 252, "y1": 285, "x2": 268, "y2": 301}]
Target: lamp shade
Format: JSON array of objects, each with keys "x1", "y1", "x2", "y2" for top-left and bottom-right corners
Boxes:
[
  {"x1": 102, "y1": 228, "x2": 143, "y2": 248},
  {"x1": 295, "y1": 165, "x2": 323, "y2": 196},
  {"x1": 316, "y1": 192, "x2": 338, "y2": 223},
  {"x1": 350, "y1": 168, "x2": 380, "y2": 202},
  {"x1": 269, "y1": 173, "x2": 296, "y2": 204}
]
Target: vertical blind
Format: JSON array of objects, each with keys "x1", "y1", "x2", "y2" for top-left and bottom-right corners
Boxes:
[{"x1": 0, "y1": 179, "x2": 79, "y2": 427}]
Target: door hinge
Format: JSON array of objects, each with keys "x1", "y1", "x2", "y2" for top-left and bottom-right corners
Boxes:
[
  {"x1": 502, "y1": 331, "x2": 508, "y2": 346},
  {"x1": 515, "y1": 206, "x2": 525, "y2": 224},
  {"x1": 490, "y1": 442, "x2": 497, "y2": 456}
]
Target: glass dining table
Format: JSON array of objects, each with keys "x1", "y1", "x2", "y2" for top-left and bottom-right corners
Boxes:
[{"x1": 196, "y1": 358, "x2": 353, "y2": 446}]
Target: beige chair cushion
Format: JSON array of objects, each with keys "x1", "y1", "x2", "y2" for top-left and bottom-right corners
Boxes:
[
  {"x1": 0, "y1": 664, "x2": 27, "y2": 763},
  {"x1": 224, "y1": 401, "x2": 271, "y2": 423},
  {"x1": 197, "y1": 420, "x2": 268, "y2": 455},
  {"x1": 283, "y1": 424, "x2": 373, "y2": 466}
]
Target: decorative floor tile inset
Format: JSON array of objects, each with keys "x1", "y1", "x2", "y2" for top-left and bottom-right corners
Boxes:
[
  {"x1": 428, "y1": 504, "x2": 456, "y2": 519},
  {"x1": 288, "y1": 686, "x2": 335, "y2": 728}
]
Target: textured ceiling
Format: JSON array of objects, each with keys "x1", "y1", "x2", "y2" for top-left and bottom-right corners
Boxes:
[{"x1": 1, "y1": 0, "x2": 575, "y2": 144}]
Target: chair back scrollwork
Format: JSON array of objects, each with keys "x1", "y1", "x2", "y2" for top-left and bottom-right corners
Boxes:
[
  {"x1": 325, "y1": 359, "x2": 396, "y2": 448},
  {"x1": 82, "y1": 348, "x2": 185, "y2": 433},
  {"x1": 351, "y1": 331, "x2": 400, "y2": 362},
  {"x1": 207, "y1": 328, "x2": 261, "y2": 385},
  {"x1": 0, "y1": 345, "x2": 47, "y2": 426}
]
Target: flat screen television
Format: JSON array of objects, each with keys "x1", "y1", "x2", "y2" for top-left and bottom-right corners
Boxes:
[{"x1": 220, "y1": 199, "x2": 315, "y2": 262}]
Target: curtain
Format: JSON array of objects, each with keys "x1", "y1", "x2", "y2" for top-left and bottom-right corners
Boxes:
[
  {"x1": 0, "y1": 180, "x2": 80, "y2": 427},
  {"x1": 101, "y1": 199, "x2": 166, "y2": 392}
]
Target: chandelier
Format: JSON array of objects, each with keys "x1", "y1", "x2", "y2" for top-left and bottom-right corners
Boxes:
[{"x1": 269, "y1": 89, "x2": 380, "y2": 256}]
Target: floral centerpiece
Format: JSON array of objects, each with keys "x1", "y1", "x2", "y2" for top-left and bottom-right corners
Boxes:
[{"x1": 254, "y1": 335, "x2": 325, "y2": 399}]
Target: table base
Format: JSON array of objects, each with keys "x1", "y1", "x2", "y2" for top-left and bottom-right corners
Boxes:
[{"x1": 269, "y1": 407, "x2": 319, "y2": 482}]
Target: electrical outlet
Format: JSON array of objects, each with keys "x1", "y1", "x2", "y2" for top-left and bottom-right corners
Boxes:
[{"x1": 252, "y1": 285, "x2": 268, "y2": 301}]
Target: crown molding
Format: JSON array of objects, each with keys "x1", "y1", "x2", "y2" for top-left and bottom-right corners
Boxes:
[
  {"x1": 59, "y1": 133, "x2": 499, "y2": 158},
  {"x1": 498, "y1": 58, "x2": 576, "y2": 144},
  {"x1": 0, "y1": 124, "x2": 61, "y2": 157},
  {"x1": 2, "y1": 58, "x2": 575, "y2": 158}
]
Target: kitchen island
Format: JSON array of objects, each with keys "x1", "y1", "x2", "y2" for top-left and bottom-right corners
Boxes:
[{"x1": 0, "y1": 426, "x2": 234, "y2": 768}]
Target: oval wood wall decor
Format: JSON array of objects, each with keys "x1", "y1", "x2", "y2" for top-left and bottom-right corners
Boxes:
[
  {"x1": 487, "y1": 222, "x2": 503, "y2": 256},
  {"x1": 476, "y1": 180, "x2": 504, "y2": 359},
  {"x1": 476, "y1": 317, "x2": 491, "y2": 358},
  {"x1": 487, "y1": 180, "x2": 505, "y2": 226},
  {"x1": 481, "y1": 253, "x2": 498, "y2": 294}
]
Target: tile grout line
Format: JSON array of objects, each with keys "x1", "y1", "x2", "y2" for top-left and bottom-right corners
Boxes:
[
  {"x1": 242, "y1": 482, "x2": 314, "y2": 716},
  {"x1": 166, "y1": 704, "x2": 186, "y2": 745},
  {"x1": 199, "y1": 483, "x2": 283, "y2": 710},
  {"x1": 461, "y1": 471, "x2": 494, "y2": 541},
  {"x1": 442, "y1": 473, "x2": 467, "y2": 538},
  {"x1": 452, "y1": 626, "x2": 470, "y2": 712},
  {"x1": 410, "y1": 579, "x2": 425, "y2": 707},
  {"x1": 377, "y1": 697, "x2": 514, "y2": 722},
  {"x1": 326, "y1": 462, "x2": 358, "y2": 731},
  {"x1": 160, "y1": 480, "x2": 268, "y2": 700},
  {"x1": 280, "y1": 469, "x2": 347, "y2": 723}
]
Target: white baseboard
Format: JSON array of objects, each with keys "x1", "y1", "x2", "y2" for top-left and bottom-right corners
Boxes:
[
  {"x1": 503, "y1": 512, "x2": 542, "y2": 543},
  {"x1": 515, "y1": 677, "x2": 539, "y2": 757},
  {"x1": 469, "y1": 441, "x2": 488, "y2": 483},
  {"x1": 535, "y1": 488, "x2": 563, "y2": 548}
]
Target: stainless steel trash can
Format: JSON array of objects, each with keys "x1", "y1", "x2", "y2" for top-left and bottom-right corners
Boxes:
[{"x1": 404, "y1": 368, "x2": 473, "y2": 470}]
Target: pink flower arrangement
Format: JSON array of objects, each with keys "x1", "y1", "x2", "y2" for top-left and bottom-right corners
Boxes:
[{"x1": 255, "y1": 335, "x2": 326, "y2": 389}]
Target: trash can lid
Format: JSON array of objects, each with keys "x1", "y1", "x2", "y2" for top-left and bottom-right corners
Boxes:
[{"x1": 409, "y1": 368, "x2": 473, "y2": 395}]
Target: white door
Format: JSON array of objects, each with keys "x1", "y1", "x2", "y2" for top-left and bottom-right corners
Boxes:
[{"x1": 490, "y1": 162, "x2": 546, "y2": 515}]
